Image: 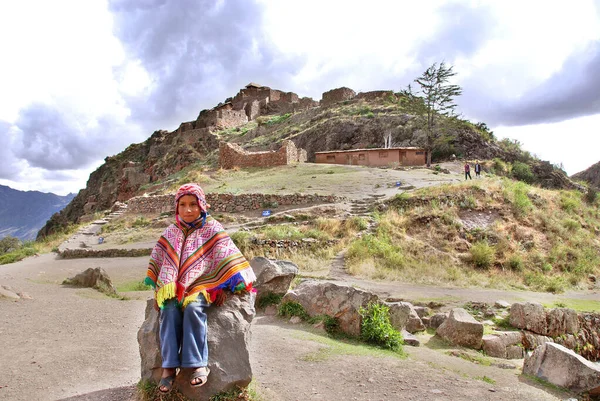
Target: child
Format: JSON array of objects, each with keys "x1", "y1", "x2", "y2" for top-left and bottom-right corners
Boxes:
[{"x1": 145, "y1": 183, "x2": 255, "y2": 393}]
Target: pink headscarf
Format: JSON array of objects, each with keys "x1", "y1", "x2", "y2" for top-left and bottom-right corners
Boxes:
[{"x1": 174, "y1": 183, "x2": 209, "y2": 215}]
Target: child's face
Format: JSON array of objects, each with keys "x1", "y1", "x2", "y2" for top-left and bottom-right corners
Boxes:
[{"x1": 178, "y1": 195, "x2": 201, "y2": 223}]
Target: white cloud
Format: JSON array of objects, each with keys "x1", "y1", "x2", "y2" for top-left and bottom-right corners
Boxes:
[{"x1": 494, "y1": 114, "x2": 600, "y2": 176}]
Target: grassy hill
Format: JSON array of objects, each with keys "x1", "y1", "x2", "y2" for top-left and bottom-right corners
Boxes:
[{"x1": 88, "y1": 164, "x2": 599, "y2": 294}]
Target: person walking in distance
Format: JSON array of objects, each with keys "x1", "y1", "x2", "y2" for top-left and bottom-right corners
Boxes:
[
  {"x1": 464, "y1": 162, "x2": 472, "y2": 180},
  {"x1": 474, "y1": 161, "x2": 482, "y2": 178}
]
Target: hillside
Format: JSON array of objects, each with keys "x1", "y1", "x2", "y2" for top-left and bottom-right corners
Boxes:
[
  {"x1": 37, "y1": 83, "x2": 577, "y2": 238},
  {"x1": 0, "y1": 185, "x2": 74, "y2": 240},
  {"x1": 572, "y1": 160, "x2": 600, "y2": 188}
]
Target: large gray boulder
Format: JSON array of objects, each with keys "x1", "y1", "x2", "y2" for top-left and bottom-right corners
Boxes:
[
  {"x1": 282, "y1": 280, "x2": 378, "y2": 337},
  {"x1": 137, "y1": 292, "x2": 255, "y2": 399},
  {"x1": 546, "y1": 307, "x2": 579, "y2": 337},
  {"x1": 482, "y1": 331, "x2": 524, "y2": 359},
  {"x1": 509, "y1": 302, "x2": 547, "y2": 335},
  {"x1": 250, "y1": 257, "x2": 298, "y2": 303},
  {"x1": 523, "y1": 342, "x2": 600, "y2": 395},
  {"x1": 385, "y1": 301, "x2": 425, "y2": 333},
  {"x1": 436, "y1": 308, "x2": 483, "y2": 349}
]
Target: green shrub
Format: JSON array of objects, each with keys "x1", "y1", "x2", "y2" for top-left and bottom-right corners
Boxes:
[
  {"x1": 584, "y1": 187, "x2": 598, "y2": 204},
  {"x1": 511, "y1": 161, "x2": 534, "y2": 183},
  {"x1": 491, "y1": 158, "x2": 508, "y2": 175},
  {"x1": 278, "y1": 301, "x2": 309, "y2": 320},
  {"x1": 559, "y1": 192, "x2": 581, "y2": 213},
  {"x1": 359, "y1": 302, "x2": 404, "y2": 351},
  {"x1": 470, "y1": 241, "x2": 495, "y2": 269},
  {"x1": 0, "y1": 236, "x2": 21, "y2": 254},
  {"x1": 507, "y1": 254, "x2": 523, "y2": 271},
  {"x1": 132, "y1": 217, "x2": 151, "y2": 228},
  {"x1": 257, "y1": 292, "x2": 282, "y2": 309}
]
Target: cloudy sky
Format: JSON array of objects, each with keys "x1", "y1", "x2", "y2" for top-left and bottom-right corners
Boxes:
[{"x1": 1, "y1": 0, "x2": 599, "y2": 195}]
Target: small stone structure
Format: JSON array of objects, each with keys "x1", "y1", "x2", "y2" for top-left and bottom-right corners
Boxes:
[
  {"x1": 321, "y1": 87, "x2": 356, "y2": 106},
  {"x1": 127, "y1": 192, "x2": 343, "y2": 214},
  {"x1": 315, "y1": 147, "x2": 426, "y2": 167},
  {"x1": 219, "y1": 140, "x2": 307, "y2": 169}
]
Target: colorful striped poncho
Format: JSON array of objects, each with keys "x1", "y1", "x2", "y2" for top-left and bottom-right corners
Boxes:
[{"x1": 145, "y1": 216, "x2": 255, "y2": 309}]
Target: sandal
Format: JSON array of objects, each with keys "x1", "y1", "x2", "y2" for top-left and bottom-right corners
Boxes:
[
  {"x1": 190, "y1": 366, "x2": 210, "y2": 387},
  {"x1": 158, "y1": 372, "x2": 176, "y2": 393}
]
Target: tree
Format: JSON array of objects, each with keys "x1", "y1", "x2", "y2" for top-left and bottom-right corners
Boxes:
[{"x1": 413, "y1": 62, "x2": 462, "y2": 166}]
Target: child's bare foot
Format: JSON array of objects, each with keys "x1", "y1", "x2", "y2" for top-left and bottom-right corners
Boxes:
[{"x1": 159, "y1": 368, "x2": 177, "y2": 393}]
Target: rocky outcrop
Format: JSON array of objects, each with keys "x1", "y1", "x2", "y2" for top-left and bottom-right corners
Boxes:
[
  {"x1": 282, "y1": 280, "x2": 378, "y2": 337},
  {"x1": 523, "y1": 342, "x2": 600, "y2": 396},
  {"x1": 138, "y1": 292, "x2": 255, "y2": 399},
  {"x1": 62, "y1": 267, "x2": 116, "y2": 294},
  {"x1": 572, "y1": 160, "x2": 600, "y2": 188},
  {"x1": 436, "y1": 308, "x2": 483, "y2": 349}
]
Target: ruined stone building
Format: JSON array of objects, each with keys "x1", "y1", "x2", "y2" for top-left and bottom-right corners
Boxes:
[{"x1": 219, "y1": 140, "x2": 307, "y2": 169}]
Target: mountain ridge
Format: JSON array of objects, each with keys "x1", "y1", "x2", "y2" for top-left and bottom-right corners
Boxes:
[{"x1": 0, "y1": 184, "x2": 75, "y2": 240}]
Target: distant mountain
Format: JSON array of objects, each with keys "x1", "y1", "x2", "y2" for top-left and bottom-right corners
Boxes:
[
  {"x1": 0, "y1": 185, "x2": 75, "y2": 241},
  {"x1": 571, "y1": 161, "x2": 600, "y2": 188}
]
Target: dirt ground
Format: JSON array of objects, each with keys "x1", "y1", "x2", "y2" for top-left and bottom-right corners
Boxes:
[
  {"x1": 0, "y1": 163, "x2": 593, "y2": 400},
  {"x1": 0, "y1": 250, "x2": 591, "y2": 401}
]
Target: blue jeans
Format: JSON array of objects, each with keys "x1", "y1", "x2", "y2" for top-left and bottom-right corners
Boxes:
[{"x1": 159, "y1": 297, "x2": 209, "y2": 368}]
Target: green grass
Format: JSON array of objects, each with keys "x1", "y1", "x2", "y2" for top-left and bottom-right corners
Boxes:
[
  {"x1": 256, "y1": 292, "x2": 283, "y2": 309},
  {"x1": 543, "y1": 299, "x2": 600, "y2": 312},
  {"x1": 117, "y1": 280, "x2": 153, "y2": 292},
  {"x1": 292, "y1": 329, "x2": 407, "y2": 361}
]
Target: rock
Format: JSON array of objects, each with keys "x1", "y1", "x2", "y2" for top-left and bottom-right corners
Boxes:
[
  {"x1": 523, "y1": 342, "x2": 600, "y2": 395},
  {"x1": 282, "y1": 280, "x2": 378, "y2": 337},
  {"x1": 401, "y1": 330, "x2": 420, "y2": 347},
  {"x1": 413, "y1": 306, "x2": 430, "y2": 318},
  {"x1": 521, "y1": 332, "x2": 554, "y2": 350},
  {"x1": 546, "y1": 308, "x2": 579, "y2": 337},
  {"x1": 251, "y1": 257, "x2": 298, "y2": 304},
  {"x1": 289, "y1": 316, "x2": 302, "y2": 324},
  {"x1": 436, "y1": 308, "x2": 483, "y2": 349},
  {"x1": 0, "y1": 286, "x2": 20, "y2": 299},
  {"x1": 482, "y1": 331, "x2": 523, "y2": 359},
  {"x1": 62, "y1": 267, "x2": 116, "y2": 294},
  {"x1": 428, "y1": 312, "x2": 448, "y2": 329},
  {"x1": 509, "y1": 302, "x2": 546, "y2": 335},
  {"x1": 17, "y1": 292, "x2": 33, "y2": 300},
  {"x1": 263, "y1": 305, "x2": 278, "y2": 316},
  {"x1": 386, "y1": 301, "x2": 425, "y2": 333},
  {"x1": 138, "y1": 292, "x2": 256, "y2": 399},
  {"x1": 495, "y1": 300, "x2": 511, "y2": 309}
]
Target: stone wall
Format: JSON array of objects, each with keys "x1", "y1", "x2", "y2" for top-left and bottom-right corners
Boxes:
[
  {"x1": 321, "y1": 87, "x2": 356, "y2": 106},
  {"x1": 127, "y1": 192, "x2": 343, "y2": 214},
  {"x1": 219, "y1": 140, "x2": 306, "y2": 169},
  {"x1": 196, "y1": 104, "x2": 248, "y2": 129}
]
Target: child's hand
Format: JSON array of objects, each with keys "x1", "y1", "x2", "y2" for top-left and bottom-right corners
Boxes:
[{"x1": 214, "y1": 290, "x2": 227, "y2": 306}]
